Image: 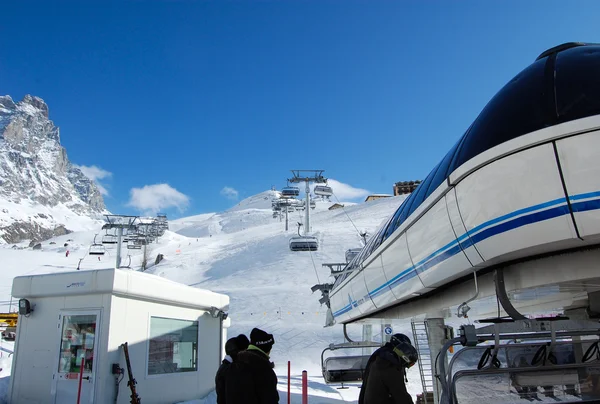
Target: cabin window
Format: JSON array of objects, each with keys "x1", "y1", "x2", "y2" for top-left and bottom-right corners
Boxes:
[
  {"x1": 426, "y1": 136, "x2": 463, "y2": 196},
  {"x1": 148, "y1": 317, "x2": 198, "y2": 375},
  {"x1": 405, "y1": 168, "x2": 436, "y2": 219},
  {"x1": 383, "y1": 203, "x2": 405, "y2": 241},
  {"x1": 449, "y1": 57, "x2": 549, "y2": 173},
  {"x1": 555, "y1": 46, "x2": 600, "y2": 122}
]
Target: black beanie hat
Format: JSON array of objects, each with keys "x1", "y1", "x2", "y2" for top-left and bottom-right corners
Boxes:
[
  {"x1": 236, "y1": 334, "x2": 250, "y2": 351},
  {"x1": 225, "y1": 337, "x2": 239, "y2": 356},
  {"x1": 250, "y1": 328, "x2": 275, "y2": 353}
]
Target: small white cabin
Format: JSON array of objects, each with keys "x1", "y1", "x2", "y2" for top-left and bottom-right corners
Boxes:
[{"x1": 8, "y1": 268, "x2": 230, "y2": 404}]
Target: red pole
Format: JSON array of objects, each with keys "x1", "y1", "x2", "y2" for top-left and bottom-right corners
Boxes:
[
  {"x1": 287, "y1": 361, "x2": 291, "y2": 404},
  {"x1": 76, "y1": 357, "x2": 86, "y2": 404},
  {"x1": 302, "y1": 370, "x2": 308, "y2": 404}
]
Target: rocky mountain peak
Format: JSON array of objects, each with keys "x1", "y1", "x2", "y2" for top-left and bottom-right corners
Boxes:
[
  {"x1": 20, "y1": 94, "x2": 50, "y2": 118},
  {"x1": 0, "y1": 94, "x2": 106, "y2": 243},
  {"x1": 0, "y1": 95, "x2": 16, "y2": 110}
]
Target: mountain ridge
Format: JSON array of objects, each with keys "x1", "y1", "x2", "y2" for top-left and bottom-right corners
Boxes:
[{"x1": 0, "y1": 94, "x2": 106, "y2": 243}]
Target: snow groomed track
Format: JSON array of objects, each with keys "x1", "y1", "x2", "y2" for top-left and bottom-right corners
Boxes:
[{"x1": 328, "y1": 42, "x2": 600, "y2": 324}]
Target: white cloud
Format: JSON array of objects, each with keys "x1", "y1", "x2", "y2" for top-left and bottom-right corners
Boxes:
[
  {"x1": 220, "y1": 186, "x2": 239, "y2": 200},
  {"x1": 74, "y1": 164, "x2": 112, "y2": 196},
  {"x1": 127, "y1": 183, "x2": 190, "y2": 214},
  {"x1": 315, "y1": 179, "x2": 370, "y2": 200},
  {"x1": 94, "y1": 183, "x2": 109, "y2": 196}
]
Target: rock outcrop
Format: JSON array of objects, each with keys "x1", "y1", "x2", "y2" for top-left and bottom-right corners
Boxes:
[{"x1": 0, "y1": 95, "x2": 106, "y2": 243}]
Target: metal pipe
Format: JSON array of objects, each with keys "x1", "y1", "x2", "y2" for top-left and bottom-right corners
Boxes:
[
  {"x1": 494, "y1": 268, "x2": 526, "y2": 320},
  {"x1": 438, "y1": 327, "x2": 600, "y2": 404},
  {"x1": 476, "y1": 329, "x2": 599, "y2": 342},
  {"x1": 288, "y1": 361, "x2": 291, "y2": 404},
  {"x1": 343, "y1": 323, "x2": 355, "y2": 343},
  {"x1": 302, "y1": 370, "x2": 308, "y2": 404},
  {"x1": 457, "y1": 272, "x2": 478, "y2": 318},
  {"x1": 116, "y1": 227, "x2": 123, "y2": 269},
  {"x1": 438, "y1": 337, "x2": 463, "y2": 404},
  {"x1": 305, "y1": 180, "x2": 310, "y2": 235}
]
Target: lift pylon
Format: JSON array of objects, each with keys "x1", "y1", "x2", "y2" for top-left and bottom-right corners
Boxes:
[
  {"x1": 102, "y1": 215, "x2": 139, "y2": 269},
  {"x1": 288, "y1": 170, "x2": 326, "y2": 235},
  {"x1": 286, "y1": 170, "x2": 326, "y2": 252}
]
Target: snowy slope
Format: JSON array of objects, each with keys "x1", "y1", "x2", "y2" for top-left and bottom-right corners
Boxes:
[
  {"x1": 226, "y1": 190, "x2": 281, "y2": 211},
  {"x1": 0, "y1": 192, "x2": 420, "y2": 403}
]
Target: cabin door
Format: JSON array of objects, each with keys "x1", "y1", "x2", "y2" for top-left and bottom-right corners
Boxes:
[{"x1": 52, "y1": 310, "x2": 101, "y2": 404}]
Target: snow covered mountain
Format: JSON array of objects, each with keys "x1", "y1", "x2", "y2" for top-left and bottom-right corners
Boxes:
[{"x1": 0, "y1": 95, "x2": 105, "y2": 244}]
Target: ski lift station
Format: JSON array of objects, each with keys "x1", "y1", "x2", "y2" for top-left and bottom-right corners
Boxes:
[
  {"x1": 7, "y1": 268, "x2": 230, "y2": 404},
  {"x1": 312, "y1": 43, "x2": 600, "y2": 403}
]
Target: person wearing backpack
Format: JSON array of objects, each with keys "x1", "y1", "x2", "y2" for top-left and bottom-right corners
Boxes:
[
  {"x1": 215, "y1": 334, "x2": 250, "y2": 404},
  {"x1": 359, "y1": 333, "x2": 418, "y2": 404},
  {"x1": 226, "y1": 327, "x2": 279, "y2": 404}
]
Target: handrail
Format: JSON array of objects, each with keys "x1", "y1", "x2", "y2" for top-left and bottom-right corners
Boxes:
[
  {"x1": 439, "y1": 325, "x2": 600, "y2": 404},
  {"x1": 0, "y1": 346, "x2": 14, "y2": 355}
]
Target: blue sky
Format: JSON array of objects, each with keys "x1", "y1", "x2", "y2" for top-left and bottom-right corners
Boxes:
[{"x1": 1, "y1": 1, "x2": 599, "y2": 217}]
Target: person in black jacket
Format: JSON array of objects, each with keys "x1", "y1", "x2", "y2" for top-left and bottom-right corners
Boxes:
[
  {"x1": 215, "y1": 334, "x2": 250, "y2": 404},
  {"x1": 226, "y1": 327, "x2": 279, "y2": 404},
  {"x1": 359, "y1": 333, "x2": 418, "y2": 404}
]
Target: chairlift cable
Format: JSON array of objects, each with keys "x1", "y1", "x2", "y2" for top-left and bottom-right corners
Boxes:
[
  {"x1": 332, "y1": 192, "x2": 362, "y2": 239},
  {"x1": 308, "y1": 244, "x2": 321, "y2": 284}
]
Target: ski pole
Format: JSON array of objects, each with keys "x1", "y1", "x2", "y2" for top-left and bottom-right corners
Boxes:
[
  {"x1": 302, "y1": 370, "x2": 308, "y2": 404},
  {"x1": 287, "y1": 361, "x2": 291, "y2": 404},
  {"x1": 77, "y1": 358, "x2": 86, "y2": 404}
]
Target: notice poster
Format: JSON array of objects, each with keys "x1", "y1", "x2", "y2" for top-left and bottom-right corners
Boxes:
[
  {"x1": 83, "y1": 333, "x2": 95, "y2": 350},
  {"x1": 59, "y1": 352, "x2": 72, "y2": 372},
  {"x1": 75, "y1": 349, "x2": 85, "y2": 366}
]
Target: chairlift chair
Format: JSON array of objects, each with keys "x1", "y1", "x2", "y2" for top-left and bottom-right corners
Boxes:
[
  {"x1": 89, "y1": 234, "x2": 106, "y2": 255},
  {"x1": 89, "y1": 244, "x2": 106, "y2": 256},
  {"x1": 127, "y1": 239, "x2": 142, "y2": 250},
  {"x1": 345, "y1": 248, "x2": 362, "y2": 263},
  {"x1": 281, "y1": 186, "x2": 300, "y2": 198},
  {"x1": 120, "y1": 255, "x2": 132, "y2": 268},
  {"x1": 101, "y1": 233, "x2": 118, "y2": 245},
  {"x1": 289, "y1": 236, "x2": 319, "y2": 251},
  {"x1": 299, "y1": 200, "x2": 316, "y2": 210},
  {"x1": 321, "y1": 341, "x2": 382, "y2": 385},
  {"x1": 314, "y1": 185, "x2": 333, "y2": 197}
]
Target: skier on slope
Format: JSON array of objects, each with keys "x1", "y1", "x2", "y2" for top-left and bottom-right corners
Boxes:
[
  {"x1": 226, "y1": 327, "x2": 279, "y2": 404},
  {"x1": 359, "y1": 333, "x2": 418, "y2": 404},
  {"x1": 215, "y1": 334, "x2": 249, "y2": 404}
]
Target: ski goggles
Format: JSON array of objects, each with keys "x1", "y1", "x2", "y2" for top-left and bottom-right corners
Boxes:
[{"x1": 393, "y1": 346, "x2": 416, "y2": 368}]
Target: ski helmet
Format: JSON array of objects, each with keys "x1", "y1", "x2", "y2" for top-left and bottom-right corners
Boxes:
[
  {"x1": 390, "y1": 333, "x2": 411, "y2": 346},
  {"x1": 391, "y1": 334, "x2": 418, "y2": 368}
]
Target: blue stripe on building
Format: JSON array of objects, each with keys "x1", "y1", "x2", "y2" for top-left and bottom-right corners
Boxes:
[{"x1": 333, "y1": 192, "x2": 599, "y2": 318}]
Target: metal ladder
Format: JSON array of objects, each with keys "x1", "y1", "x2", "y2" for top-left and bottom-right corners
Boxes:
[{"x1": 411, "y1": 320, "x2": 435, "y2": 404}]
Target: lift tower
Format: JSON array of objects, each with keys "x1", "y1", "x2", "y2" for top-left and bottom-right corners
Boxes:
[
  {"x1": 288, "y1": 170, "x2": 326, "y2": 234},
  {"x1": 102, "y1": 215, "x2": 139, "y2": 268}
]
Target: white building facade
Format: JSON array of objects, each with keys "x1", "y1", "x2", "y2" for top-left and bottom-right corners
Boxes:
[{"x1": 8, "y1": 268, "x2": 229, "y2": 404}]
